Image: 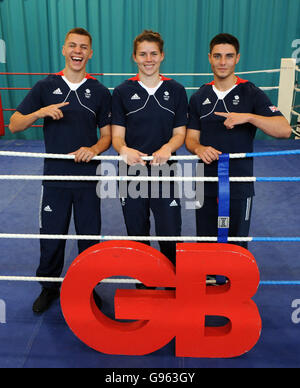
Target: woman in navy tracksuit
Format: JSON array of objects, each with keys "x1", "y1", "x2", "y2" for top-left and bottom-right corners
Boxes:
[{"x1": 112, "y1": 30, "x2": 188, "y2": 265}]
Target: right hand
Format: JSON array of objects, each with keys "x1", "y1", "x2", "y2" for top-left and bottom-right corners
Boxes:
[
  {"x1": 37, "y1": 102, "x2": 69, "y2": 120},
  {"x1": 196, "y1": 145, "x2": 222, "y2": 164},
  {"x1": 120, "y1": 146, "x2": 147, "y2": 166}
]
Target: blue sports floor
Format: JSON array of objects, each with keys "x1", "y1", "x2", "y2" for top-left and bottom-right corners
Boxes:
[{"x1": 0, "y1": 139, "x2": 300, "y2": 368}]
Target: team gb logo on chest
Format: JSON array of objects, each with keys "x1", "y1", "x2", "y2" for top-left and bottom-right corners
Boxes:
[
  {"x1": 163, "y1": 91, "x2": 170, "y2": 101},
  {"x1": 85, "y1": 89, "x2": 91, "y2": 99},
  {"x1": 233, "y1": 95, "x2": 240, "y2": 105}
]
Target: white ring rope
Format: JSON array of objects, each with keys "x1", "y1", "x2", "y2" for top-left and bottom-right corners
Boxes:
[
  {"x1": 258, "y1": 86, "x2": 279, "y2": 91},
  {"x1": 0, "y1": 233, "x2": 240, "y2": 241},
  {"x1": 99, "y1": 69, "x2": 280, "y2": 76},
  {"x1": 0, "y1": 275, "x2": 216, "y2": 284},
  {"x1": 97, "y1": 66, "x2": 285, "y2": 93},
  {"x1": 0, "y1": 276, "x2": 64, "y2": 282},
  {"x1": 0, "y1": 275, "x2": 217, "y2": 284},
  {"x1": 100, "y1": 69, "x2": 281, "y2": 91},
  {"x1": 4, "y1": 148, "x2": 300, "y2": 162},
  {"x1": 0, "y1": 151, "x2": 199, "y2": 161},
  {"x1": 0, "y1": 175, "x2": 256, "y2": 182},
  {"x1": 182, "y1": 86, "x2": 279, "y2": 91},
  {"x1": 0, "y1": 150, "x2": 249, "y2": 160},
  {"x1": 107, "y1": 87, "x2": 277, "y2": 91}
]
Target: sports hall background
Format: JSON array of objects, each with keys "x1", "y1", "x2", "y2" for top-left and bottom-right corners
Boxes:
[{"x1": 0, "y1": 0, "x2": 300, "y2": 140}]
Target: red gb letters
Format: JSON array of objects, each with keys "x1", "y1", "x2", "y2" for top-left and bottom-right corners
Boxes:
[{"x1": 60, "y1": 241, "x2": 261, "y2": 358}]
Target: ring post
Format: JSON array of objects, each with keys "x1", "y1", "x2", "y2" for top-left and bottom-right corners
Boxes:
[
  {"x1": 0, "y1": 92, "x2": 5, "y2": 136},
  {"x1": 277, "y1": 58, "x2": 296, "y2": 122}
]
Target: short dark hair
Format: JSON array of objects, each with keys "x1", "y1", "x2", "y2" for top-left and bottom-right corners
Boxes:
[
  {"x1": 133, "y1": 30, "x2": 164, "y2": 55},
  {"x1": 209, "y1": 33, "x2": 240, "y2": 54},
  {"x1": 65, "y1": 27, "x2": 92, "y2": 46}
]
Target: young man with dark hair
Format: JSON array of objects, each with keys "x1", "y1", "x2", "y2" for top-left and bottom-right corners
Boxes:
[
  {"x1": 9, "y1": 28, "x2": 111, "y2": 312},
  {"x1": 209, "y1": 33, "x2": 240, "y2": 54},
  {"x1": 185, "y1": 33, "x2": 291, "y2": 249}
]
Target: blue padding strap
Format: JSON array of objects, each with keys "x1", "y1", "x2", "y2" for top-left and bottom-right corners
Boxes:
[{"x1": 218, "y1": 154, "x2": 230, "y2": 243}]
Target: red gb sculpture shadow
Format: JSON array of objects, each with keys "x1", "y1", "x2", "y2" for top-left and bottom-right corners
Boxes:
[{"x1": 60, "y1": 241, "x2": 261, "y2": 358}]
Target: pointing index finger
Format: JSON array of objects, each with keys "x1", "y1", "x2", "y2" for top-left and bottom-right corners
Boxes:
[
  {"x1": 56, "y1": 102, "x2": 70, "y2": 108},
  {"x1": 214, "y1": 112, "x2": 229, "y2": 117}
]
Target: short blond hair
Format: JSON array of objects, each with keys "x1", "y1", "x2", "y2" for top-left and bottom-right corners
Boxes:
[{"x1": 65, "y1": 27, "x2": 92, "y2": 46}]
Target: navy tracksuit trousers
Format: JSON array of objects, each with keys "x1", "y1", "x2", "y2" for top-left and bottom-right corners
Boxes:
[
  {"x1": 120, "y1": 181, "x2": 181, "y2": 265},
  {"x1": 38, "y1": 186, "x2": 101, "y2": 289}
]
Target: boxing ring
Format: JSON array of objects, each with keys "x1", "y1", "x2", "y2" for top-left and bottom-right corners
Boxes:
[{"x1": 0, "y1": 60, "x2": 300, "y2": 367}]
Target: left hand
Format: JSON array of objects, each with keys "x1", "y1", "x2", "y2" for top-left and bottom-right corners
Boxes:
[
  {"x1": 151, "y1": 144, "x2": 172, "y2": 165},
  {"x1": 214, "y1": 112, "x2": 251, "y2": 129},
  {"x1": 69, "y1": 146, "x2": 97, "y2": 163}
]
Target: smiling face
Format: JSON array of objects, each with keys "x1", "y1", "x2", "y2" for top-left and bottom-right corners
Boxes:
[
  {"x1": 62, "y1": 33, "x2": 93, "y2": 73},
  {"x1": 133, "y1": 40, "x2": 165, "y2": 79},
  {"x1": 208, "y1": 43, "x2": 240, "y2": 81}
]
